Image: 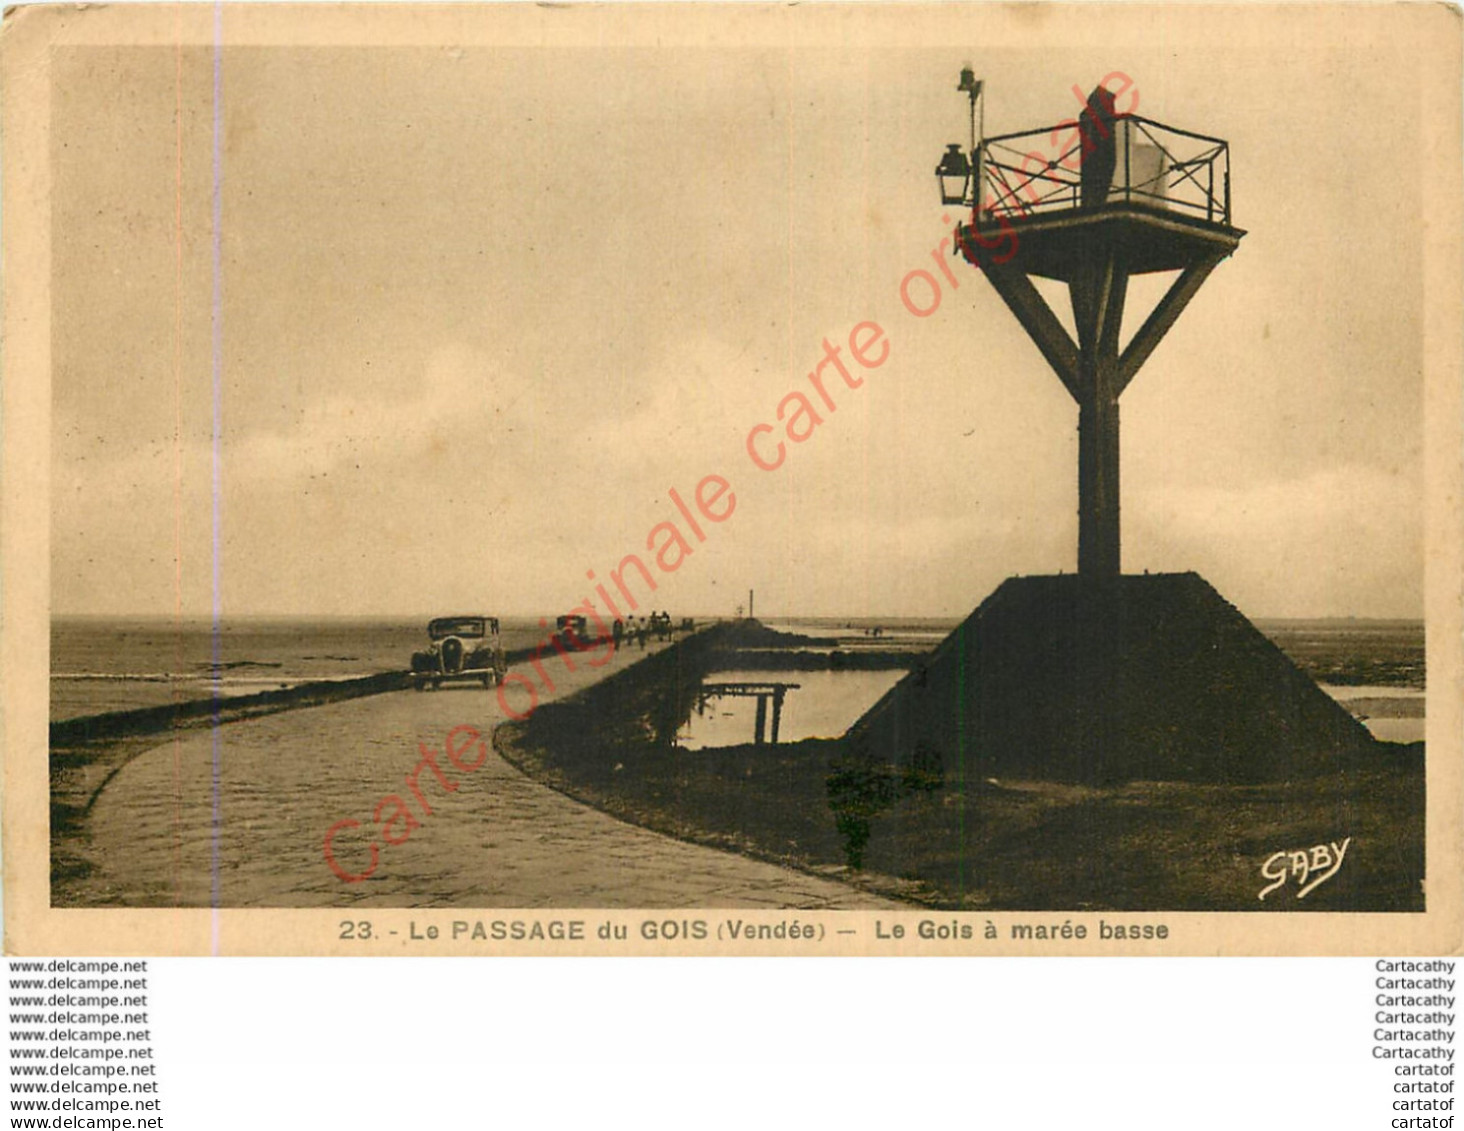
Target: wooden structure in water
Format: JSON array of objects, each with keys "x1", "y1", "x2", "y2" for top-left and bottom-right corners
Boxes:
[{"x1": 696, "y1": 681, "x2": 800, "y2": 745}]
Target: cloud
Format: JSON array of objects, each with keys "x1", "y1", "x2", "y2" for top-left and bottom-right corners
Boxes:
[{"x1": 1128, "y1": 464, "x2": 1423, "y2": 617}]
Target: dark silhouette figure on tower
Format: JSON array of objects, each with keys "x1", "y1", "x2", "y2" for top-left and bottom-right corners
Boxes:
[{"x1": 1079, "y1": 85, "x2": 1120, "y2": 208}]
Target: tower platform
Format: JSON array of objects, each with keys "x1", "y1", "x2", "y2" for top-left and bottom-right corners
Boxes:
[
  {"x1": 966, "y1": 203, "x2": 1244, "y2": 280},
  {"x1": 847, "y1": 573, "x2": 1378, "y2": 785}
]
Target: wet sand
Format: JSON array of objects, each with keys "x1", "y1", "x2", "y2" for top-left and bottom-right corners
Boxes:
[{"x1": 59, "y1": 637, "x2": 898, "y2": 909}]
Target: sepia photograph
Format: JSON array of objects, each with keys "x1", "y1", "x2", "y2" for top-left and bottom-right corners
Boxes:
[{"x1": 5, "y1": 2, "x2": 1460, "y2": 954}]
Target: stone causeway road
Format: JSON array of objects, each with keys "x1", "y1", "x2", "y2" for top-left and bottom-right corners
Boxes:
[{"x1": 66, "y1": 640, "x2": 899, "y2": 909}]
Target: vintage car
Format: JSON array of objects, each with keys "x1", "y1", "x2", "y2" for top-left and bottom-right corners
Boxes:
[
  {"x1": 555, "y1": 614, "x2": 591, "y2": 648},
  {"x1": 410, "y1": 616, "x2": 507, "y2": 690}
]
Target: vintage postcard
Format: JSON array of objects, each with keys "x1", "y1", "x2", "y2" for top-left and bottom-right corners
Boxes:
[{"x1": 4, "y1": 2, "x2": 1460, "y2": 955}]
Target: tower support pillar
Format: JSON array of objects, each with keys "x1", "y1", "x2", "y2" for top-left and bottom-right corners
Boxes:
[
  {"x1": 970, "y1": 223, "x2": 1231, "y2": 579},
  {"x1": 1078, "y1": 389, "x2": 1121, "y2": 576}
]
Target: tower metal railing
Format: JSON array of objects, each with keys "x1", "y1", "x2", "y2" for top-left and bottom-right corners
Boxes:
[{"x1": 970, "y1": 116, "x2": 1232, "y2": 228}]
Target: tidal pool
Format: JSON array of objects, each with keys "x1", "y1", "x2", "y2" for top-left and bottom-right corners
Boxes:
[{"x1": 676, "y1": 668, "x2": 906, "y2": 749}]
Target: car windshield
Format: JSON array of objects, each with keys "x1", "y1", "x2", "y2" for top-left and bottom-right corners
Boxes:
[{"x1": 429, "y1": 617, "x2": 487, "y2": 640}]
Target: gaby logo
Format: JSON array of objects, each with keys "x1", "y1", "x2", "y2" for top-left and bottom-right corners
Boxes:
[{"x1": 1258, "y1": 837, "x2": 1352, "y2": 901}]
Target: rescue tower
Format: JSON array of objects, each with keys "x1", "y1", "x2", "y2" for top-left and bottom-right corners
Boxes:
[
  {"x1": 936, "y1": 76, "x2": 1243, "y2": 573},
  {"x1": 847, "y1": 78, "x2": 1377, "y2": 785}
]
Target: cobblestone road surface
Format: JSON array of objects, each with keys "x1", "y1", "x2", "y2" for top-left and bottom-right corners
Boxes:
[{"x1": 67, "y1": 640, "x2": 897, "y2": 909}]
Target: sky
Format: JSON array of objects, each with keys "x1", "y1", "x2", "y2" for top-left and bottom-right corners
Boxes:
[{"x1": 50, "y1": 9, "x2": 1429, "y2": 619}]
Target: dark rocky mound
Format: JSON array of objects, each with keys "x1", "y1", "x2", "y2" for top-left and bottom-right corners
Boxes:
[
  {"x1": 847, "y1": 572, "x2": 1379, "y2": 785},
  {"x1": 713, "y1": 618, "x2": 822, "y2": 649},
  {"x1": 526, "y1": 619, "x2": 824, "y2": 749}
]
